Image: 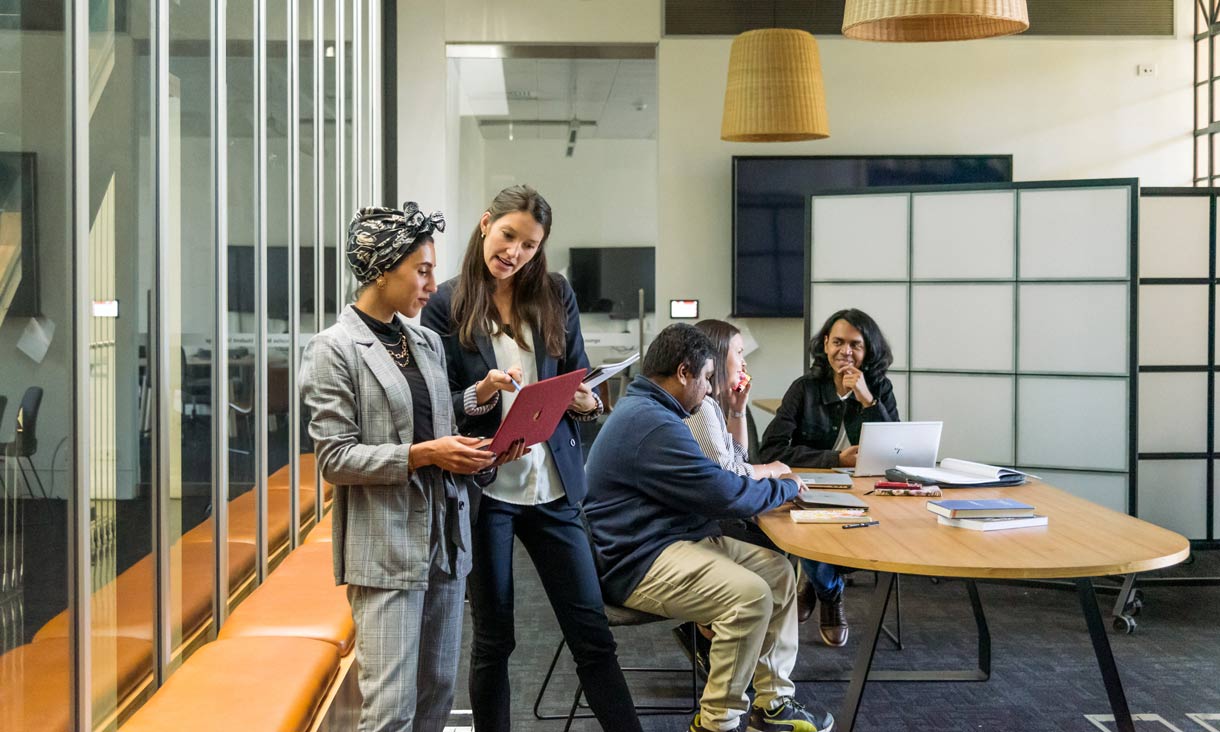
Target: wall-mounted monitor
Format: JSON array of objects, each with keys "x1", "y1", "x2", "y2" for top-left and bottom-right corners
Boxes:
[
  {"x1": 733, "y1": 155, "x2": 1013, "y2": 318},
  {"x1": 0, "y1": 152, "x2": 41, "y2": 318},
  {"x1": 569, "y1": 246, "x2": 655, "y2": 319}
]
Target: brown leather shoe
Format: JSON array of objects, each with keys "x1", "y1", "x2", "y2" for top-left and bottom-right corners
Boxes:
[
  {"x1": 796, "y1": 572, "x2": 816, "y2": 624},
  {"x1": 818, "y1": 592, "x2": 849, "y2": 647}
]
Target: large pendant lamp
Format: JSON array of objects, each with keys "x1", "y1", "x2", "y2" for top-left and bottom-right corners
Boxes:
[
  {"x1": 721, "y1": 29, "x2": 829, "y2": 142},
  {"x1": 842, "y1": 0, "x2": 1029, "y2": 42}
]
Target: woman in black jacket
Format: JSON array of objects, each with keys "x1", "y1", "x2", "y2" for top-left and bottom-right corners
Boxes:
[
  {"x1": 421, "y1": 185, "x2": 640, "y2": 732},
  {"x1": 759, "y1": 308, "x2": 898, "y2": 647}
]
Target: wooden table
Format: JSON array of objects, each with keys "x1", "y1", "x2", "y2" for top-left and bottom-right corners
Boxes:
[
  {"x1": 757, "y1": 476, "x2": 1189, "y2": 732},
  {"x1": 752, "y1": 398, "x2": 782, "y2": 416}
]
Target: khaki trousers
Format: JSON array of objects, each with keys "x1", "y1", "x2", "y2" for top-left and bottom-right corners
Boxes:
[{"x1": 623, "y1": 536, "x2": 799, "y2": 731}]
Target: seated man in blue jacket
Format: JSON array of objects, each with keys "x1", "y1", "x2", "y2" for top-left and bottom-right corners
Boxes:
[{"x1": 584, "y1": 324, "x2": 834, "y2": 732}]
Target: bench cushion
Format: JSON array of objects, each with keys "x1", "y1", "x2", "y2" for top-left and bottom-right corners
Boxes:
[
  {"x1": 226, "y1": 488, "x2": 292, "y2": 549},
  {"x1": 302, "y1": 510, "x2": 332, "y2": 544},
  {"x1": 120, "y1": 637, "x2": 339, "y2": 732},
  {"x1": 0, "y1": 636, "x2": 152, "y2": 732},
  {"x1": 33, "y1": 542, "x2": 256, "y2": 643},
  {"x1": 217, "y1": 543, "x2": 353, "y2": 655}
]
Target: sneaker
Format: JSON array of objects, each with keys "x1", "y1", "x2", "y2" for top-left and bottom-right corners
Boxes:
[
  {"x1": 689, "y1": 712, "x2": 743, "y2": 732},
  {"x1": 748, "y1": 697, "x2": 834, "y2": 732},
  {"x1": 818, "y1": 592, "x2": 849, "y2": 647},
  {"x1": 672, "y1": 622, "x2": 712, "y2": 676}
]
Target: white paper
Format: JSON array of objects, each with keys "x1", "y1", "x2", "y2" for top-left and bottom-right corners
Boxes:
[
  {"x1": 17, "y1": 315, "x2": 55, "y2": 364},
  {"x1": 583, "y1": 353, "x2": 639, "y2": 389}
]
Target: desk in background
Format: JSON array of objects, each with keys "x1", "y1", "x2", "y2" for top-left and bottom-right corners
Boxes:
[{"x1": 758, "y1": 476, "x2": 1188, "y2": 732}]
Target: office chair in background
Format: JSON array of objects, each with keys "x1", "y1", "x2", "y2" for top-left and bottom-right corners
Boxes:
[{"x1": 0, "y1": 387, "x2": 46, "y2": 498}]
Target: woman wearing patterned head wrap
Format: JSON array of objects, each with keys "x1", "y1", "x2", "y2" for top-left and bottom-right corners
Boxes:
[
  {"x1": 421, "y1": 186, "x2": 643, "y2": 732},
  {"x1": 300, "y1": 202, "x2": 526, "y2": 732}
]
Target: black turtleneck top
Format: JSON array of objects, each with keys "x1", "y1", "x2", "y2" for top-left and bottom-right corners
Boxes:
[{"x1": 353, "y1": 306, "x2": 434, "y2": 444}]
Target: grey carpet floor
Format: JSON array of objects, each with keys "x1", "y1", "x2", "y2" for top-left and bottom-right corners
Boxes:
[{"x1": 448, "y1": 546, "x2": 1220, "y2": 732}]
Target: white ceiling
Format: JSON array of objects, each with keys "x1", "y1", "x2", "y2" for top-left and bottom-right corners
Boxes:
[{"x1": 459, "y1": 58, "x2": 657, "y2": 141}]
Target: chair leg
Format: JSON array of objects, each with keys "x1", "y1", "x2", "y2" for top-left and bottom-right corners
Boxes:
[
  {"x1": 23, "y1": 458, "x2": 48, "y2": 499},
  {"x1": 533, "y1": 638, "x2": 572, "y2": 721}
]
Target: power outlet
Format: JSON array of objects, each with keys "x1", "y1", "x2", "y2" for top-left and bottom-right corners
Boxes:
[{"x1": 1137, "y1": 63, "x2": 1157, "y2": 77}]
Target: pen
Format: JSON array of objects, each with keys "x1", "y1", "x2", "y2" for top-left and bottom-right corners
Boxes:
[
  {"x1": 507, "y1": 374, "x2": 523, "y2": 392},
  {"x1": 841, "y1": 521, "x2": 879, "y2": 530}
]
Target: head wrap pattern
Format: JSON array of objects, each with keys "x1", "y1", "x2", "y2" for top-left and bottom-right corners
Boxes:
[{"x1": 346, "y1": 201, "x2": 446, "y2": 283}]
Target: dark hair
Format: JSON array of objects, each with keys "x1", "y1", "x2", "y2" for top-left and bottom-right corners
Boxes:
[
  {"x1": 451, "y1": 185, "x2": 565, "y2": 358},
  {"x1": 809, "y1": 308, "x2": 894, "y2": 384},
  {"x1": 643, "y1": 324, "x2": 715, "y2": 381},
  {"x1": 694, "y1": 319, "x2": 741, "y2": 415}
]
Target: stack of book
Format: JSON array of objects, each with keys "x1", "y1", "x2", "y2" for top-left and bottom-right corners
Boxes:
[{"x1": 926, "y1": 498, "x2": 1048, "y2": 531}]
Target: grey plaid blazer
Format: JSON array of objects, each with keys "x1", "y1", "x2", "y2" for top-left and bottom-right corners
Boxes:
[{"x1": 300, "y1": 305, "x2": 474, "y2": 590}]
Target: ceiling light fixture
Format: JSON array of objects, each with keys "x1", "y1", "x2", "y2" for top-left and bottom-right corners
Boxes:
[
  {"x1": 720, "y1": 29, "x2": 829, "y2": 142},
  {"x1": 842, "y1": 0, "x2": 1029, "y2": 42}
]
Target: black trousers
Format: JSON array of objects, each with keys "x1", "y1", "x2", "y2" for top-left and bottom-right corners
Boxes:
[{"x1": 467, "y1": 495, "x2": 643, "y2": 732}]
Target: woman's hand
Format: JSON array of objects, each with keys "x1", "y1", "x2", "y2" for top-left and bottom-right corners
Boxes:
[
  {"x1": 409, "y1": 435, "x2": 497, "y2": 475},
  {"x1": 838, "y1": 364, "x2": 874, "y2": 406},
  {"x1": 838, "y1": 445, "x2": 860, "y2": 468},
  {"x1": 492, "y1": 438, "x2": 531, "y2": 467},
  {"x1": 727, "y1": 376, "x2": 751, "y2": 415},
  {"x1": 568, "y1": 381, "x2": 598, "y2": 414},
  {"x1": 475, "y1": 366, "x2": 523, "y2": 405}
]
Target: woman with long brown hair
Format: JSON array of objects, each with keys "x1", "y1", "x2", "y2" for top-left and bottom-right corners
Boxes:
[{"x1": 421, "y1": 185, "x2": 640, "y2": 732}]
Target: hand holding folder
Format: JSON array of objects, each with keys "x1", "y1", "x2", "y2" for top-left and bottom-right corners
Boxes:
[{"x1": 485, "y1": 369, "x2": 588, "y2": 454}]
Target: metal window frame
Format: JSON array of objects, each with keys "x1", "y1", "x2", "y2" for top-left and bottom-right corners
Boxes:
[
  {"x1": 255, "y1": 0, "x2": 270, "y2": 583},
  {"x1": 69, "y1": 0, "x2": 92, "y2": 725},
  {"x1": 1195, "y1": 3, "x2": 1218, "y2": 186},
  {"x1": 212, "y1": 0, "x2": 231, "y2": 631},
  {"x1": 152, "y1": 0, "x2": 172, "y2": 684},
  {"x1": 336, "y1": 0, "x2": 346, "y2": 307},
  {"x1": 314, "y1": 0, "x2": 325, "y2": 524},
  {"x1": 289, "y1": 0, "x2": 302, "y2": 549}
]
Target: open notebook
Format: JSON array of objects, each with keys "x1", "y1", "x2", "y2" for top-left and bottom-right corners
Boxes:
[{"x1": 891, "y1": 458, "x2": 1035, "y2": 487}]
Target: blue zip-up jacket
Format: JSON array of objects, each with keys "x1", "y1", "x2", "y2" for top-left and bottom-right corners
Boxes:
[{"x1": 584, "y1": 375, "x2": 801, "y2": 605}]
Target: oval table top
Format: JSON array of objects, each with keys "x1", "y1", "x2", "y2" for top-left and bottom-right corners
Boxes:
[{"x1": 757, "y1": 476, "x2": 1190, "y2": 580}]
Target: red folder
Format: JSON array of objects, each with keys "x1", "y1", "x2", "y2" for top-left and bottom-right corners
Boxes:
[{"x1": 486, "y1": 369, "x2": 588, "y2": 454}]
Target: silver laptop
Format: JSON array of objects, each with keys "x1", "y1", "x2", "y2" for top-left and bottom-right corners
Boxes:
[
  {"x1": 853, "y1": 421, "x2": 943, "y2": 477},
  {"x1": 795, "y1": 472, "x2": 854, "y2": 488}
]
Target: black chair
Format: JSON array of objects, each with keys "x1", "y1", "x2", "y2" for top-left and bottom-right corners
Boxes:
[
  {"x1": 1, "y1": 387, "x2": 46, "y2": 498},
  {"x1": 533, "y1": 514, "x2": 700, "y2": 731}
]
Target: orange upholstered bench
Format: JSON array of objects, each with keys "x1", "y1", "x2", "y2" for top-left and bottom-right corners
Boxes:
[
  {"x1": 33, "y1": 541, "x2": 256, "y2": 644},
  {"x1": 303, "y1": 509, "x2": 332, "y2": 544},
  {"x1": 0, "y1": 636, "x2": 152, "y2": 732},
  {"x1": 217, "y1": 543, "x2": 353, "y2": 655},
  {"x1": 119, "y1": 637, "x2": 339, "y2": 732},
  {"x1": 226, "y1": 488, "x2": 293, "y2": 549},
  {"x1": 267, "y1": 453, "x2": 334, "y2": 502}
]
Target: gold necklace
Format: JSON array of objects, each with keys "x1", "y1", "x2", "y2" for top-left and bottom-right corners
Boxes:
[{"x1": 386, "y1": 333, "x2": 411, "y2": 368}]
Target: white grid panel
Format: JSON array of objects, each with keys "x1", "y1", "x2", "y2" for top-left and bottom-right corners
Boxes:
[
  {"x1": 1018, "y1": 284, "x2": 1129, "y2": 374},
  {"x1": 1017, "y1": 376, "x2": 1128, "y2": 470},
  {"x1": 910, "y1": 284, "x2": 1013, "y2": 371},
  {"x1": 1139, "y1": 285, "x2": 1209, "y2": 366},
  {"x1": 1140, "y1": 372, "x2": 1208, "y2": 454},
  {"x1": 909, "y1": 374, "x2": 1014, "y2": 465},
  {"x1": 1138, "y1": 459, "x2": 1209, "y2": 538},
  {"x1": 1037, "y1": 470, "x2": 1128, "y2": 514},
  {"x1": 1019, "y1": 187, "x2": 1130, "y2": 279},
  {"x1": 912, "y1": 190, "x2": 1015, "y2": 280},
  {"x1": 810, "y1": 194, "x2": 909, "y2": 281},
  {"x1": 1138, "y1": 195, "x2": 1210, "y2": 278}
]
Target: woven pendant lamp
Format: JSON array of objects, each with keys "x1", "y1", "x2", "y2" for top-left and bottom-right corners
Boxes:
[
  {"x1": 843, "y1": 0, "x2": 1029, "y2": 42},
  {"x1": 721, "y1": 29, "x2": 829, "y2": 142}
]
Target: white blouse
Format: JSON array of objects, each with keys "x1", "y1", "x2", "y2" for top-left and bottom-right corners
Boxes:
[
  {"x1": 684, "y1": 395, "x2": 755, "y2": 478},
  {"x1": 482, "y1": 326, "x2": 566, "y2": 505}
]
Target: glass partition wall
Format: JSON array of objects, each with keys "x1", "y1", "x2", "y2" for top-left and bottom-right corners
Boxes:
[{"x1": 0, "y1": 0, "x2": 381, "y2": 728}]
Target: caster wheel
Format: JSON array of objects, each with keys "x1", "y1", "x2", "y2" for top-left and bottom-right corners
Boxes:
[
  {"x1": 1124, "y1": 598, "x2": 1143, "y2": 617},
  {"x1": 1112, "y1": 615, "x2": 1137, "y2": 634}
]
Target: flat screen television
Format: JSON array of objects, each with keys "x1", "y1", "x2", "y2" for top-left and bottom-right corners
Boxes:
[
  {"x1": 733, "y1": 155, "x2": 1013, "y2": 317},
  {"x1": 568, "y1": 246, "x2": 655, "y2": 319}
]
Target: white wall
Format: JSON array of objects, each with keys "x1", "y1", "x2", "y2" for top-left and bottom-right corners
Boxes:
[{"x1": 401, "y1": 0, "x2": 1195, "y2": 423}]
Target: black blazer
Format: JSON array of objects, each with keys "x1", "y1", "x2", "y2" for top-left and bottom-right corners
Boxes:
[
  {"x1": 421, "y1": 273, "x2": 592, "y2": 505},
  {"x1": 758, "y1": 373, "x2": 899, "y2": 469}
]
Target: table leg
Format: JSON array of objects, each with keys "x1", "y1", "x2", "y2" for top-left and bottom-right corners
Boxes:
[
  {"x1": 838, "y1": 570, "x2": 895, "y2": 732},
  {"x1": 1076, "y1": 578, "x2": 1134, "y2": 732}
]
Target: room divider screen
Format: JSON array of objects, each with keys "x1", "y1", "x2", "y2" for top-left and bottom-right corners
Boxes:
[
  {"x1": 805, "y1": 179, "x2": 1138, "y2": 515},
  {"x1": 1138, "y1": 188, "x2": 1217, "y2": 544}
]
